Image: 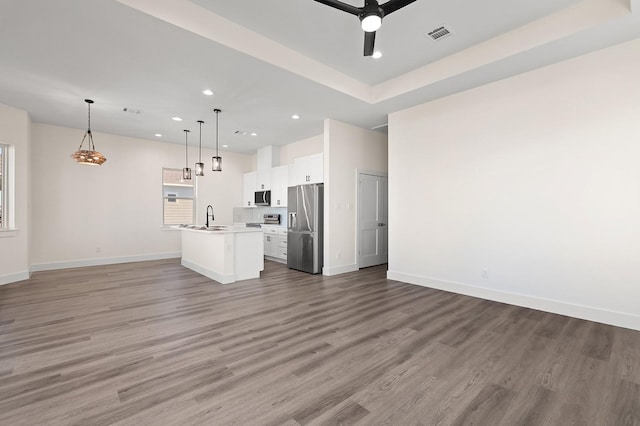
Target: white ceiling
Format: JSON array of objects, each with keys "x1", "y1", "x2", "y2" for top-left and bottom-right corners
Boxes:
[
  {"x1": 0, "y1": 0, "x2": 638, "y2": 154},
  {"x1": 191, "y1": 0, "x2": 580, "y2": 85}
]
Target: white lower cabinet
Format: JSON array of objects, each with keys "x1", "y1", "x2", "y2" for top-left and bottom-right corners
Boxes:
[
  {"x1": 277, "y1": 229, "x2": 287, "y2": 260},
  {"x1": 264, "y1": 228, "x2": 287, "y2": 261}
]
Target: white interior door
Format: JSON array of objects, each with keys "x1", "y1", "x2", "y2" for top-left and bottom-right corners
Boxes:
[{"x1": 358, "y1": 173, "x2": 388, "y2": 268}]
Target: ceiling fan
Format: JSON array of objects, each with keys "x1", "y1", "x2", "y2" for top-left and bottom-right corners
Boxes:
[{"x1": 314, "y1": 0, "x2": 417, "y2": 56}]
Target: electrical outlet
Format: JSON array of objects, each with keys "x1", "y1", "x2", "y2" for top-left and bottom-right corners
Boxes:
[
  {"x1": 96, "y1": 247, "x2": 101, "y2": 253},
  {"x1": 482, "y1": 268, "x2": 489, "y2": 279}
]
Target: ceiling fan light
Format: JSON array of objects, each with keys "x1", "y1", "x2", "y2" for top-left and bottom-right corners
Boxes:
[{"x1": 361, "y1": 14, "x2": 381, "y2": 32}]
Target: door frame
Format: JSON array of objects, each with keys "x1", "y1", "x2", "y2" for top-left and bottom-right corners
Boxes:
[{"x1": 356, "y1": 169, "x2": 388, "y2": 269}]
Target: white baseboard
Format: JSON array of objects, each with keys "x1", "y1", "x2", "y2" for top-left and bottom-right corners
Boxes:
[
  {"x1": 323, "y1": 263, "x2": 358, "y2": 276},
  {"x1": 0, "y1": 270, "x2": 30, "y2": 286},
  {"x1": 181, "y1": 259, "x2": 236, "y2": 285},
  {"x1": 387, "y1": 270, "x2": 640, "y2": 332},
  {"x1": 30, "y1": 252, "x2": 181, "y2": 273}
]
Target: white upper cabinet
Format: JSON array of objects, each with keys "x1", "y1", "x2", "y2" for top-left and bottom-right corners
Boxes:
[
  {"x1": 256, "y1": 145, "x2": 280, "y2": 190},
  {"x1": 271, "y1": 165, "x2": 289, "y2": 207},
  {"x1": 243, "y1": 171, "x2": 257, "y2": 208},
  {"x1": 294, "y1": 153, "x2": 323, "y2": 185},
  {"x1": 256, "y1": 169, "x2": 270, "y2": 191},
  {"x1": 242, "y1": 148, "x2": 323, "y2": 207}
]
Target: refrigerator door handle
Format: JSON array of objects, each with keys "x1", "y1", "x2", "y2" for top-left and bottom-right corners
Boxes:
[{"x1": 289, "y1": 212, "x2": 296, "y2": 229}]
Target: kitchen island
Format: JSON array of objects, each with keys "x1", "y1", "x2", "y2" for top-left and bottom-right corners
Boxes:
[{"x1": 179, "y1": 225, "x2": 264, "y2": 284}]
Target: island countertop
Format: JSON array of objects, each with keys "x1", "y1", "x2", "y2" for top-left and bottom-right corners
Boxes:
[
  {"x1": 179, "y1": 225, "x2": 264, "y2": 284},
  {"x1": 176, "y1": 224, "x2": 263, "y2": 234}
]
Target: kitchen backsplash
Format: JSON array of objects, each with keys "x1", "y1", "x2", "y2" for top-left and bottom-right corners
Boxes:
[{"x1": 233, "y1": 207, "x2": 287, "y2": 226}]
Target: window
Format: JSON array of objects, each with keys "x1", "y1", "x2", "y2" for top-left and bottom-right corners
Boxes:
[
  {"x1": 162, "y1": 168, "x2": 194, "y2": 226},
  {"x1": 0, "y1": 144, "x2": 7, "y2": 229}
]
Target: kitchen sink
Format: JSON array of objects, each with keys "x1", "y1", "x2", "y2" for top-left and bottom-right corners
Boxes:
[{"x1": 179, "y1": 224, "x2": 229, "y2": 231}]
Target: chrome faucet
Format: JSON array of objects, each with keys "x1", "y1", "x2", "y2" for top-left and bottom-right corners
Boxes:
[{"x1": 206, "y1": 205, "x2": 215, "y2": 227}]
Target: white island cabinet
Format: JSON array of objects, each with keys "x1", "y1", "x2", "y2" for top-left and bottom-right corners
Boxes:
[{"x1": 180, "y1": 226, "x2": 264, "y2": 284}]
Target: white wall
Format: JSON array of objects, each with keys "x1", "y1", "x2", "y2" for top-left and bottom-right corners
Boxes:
[
  {"x1": 31, "y1": 123, "x2": 251, "y2": 270},
  {"x1": 194, "y1": 149, "x2": 252, "y2": 223},
  {"x1": 388, "y1": 39, "x2": 640, "y2": 330},
  {"x1": 247, "y1": 135, "x2": 323, "y2": 171},
  {"x1": 0, "y1": 104, "x2": 30, "y2": 284},
  {"x1": 279, "y1": 134, "x2": 323, "y2": 164},
  {"x1": 324, "y1": 119, "x2": 388, "y2": 276}
]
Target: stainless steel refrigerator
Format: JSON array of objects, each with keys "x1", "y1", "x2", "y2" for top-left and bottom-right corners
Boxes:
[{"x1": 287, "y1": 183, "x2": 323, "y2": 274}]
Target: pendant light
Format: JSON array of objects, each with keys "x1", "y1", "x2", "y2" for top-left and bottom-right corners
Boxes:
[
  {"x1": 195, "y1": 120, "x2": 205, "y2": 176},
  {"x1": 71, "y1": 99, "x2": 107, "y2": 166},
  {"x1": 212, "y1": 108, "x2": 222, "y2": 172},
  {"x1": 182, "y1": 129, "x2": 192, "y2": 180}
]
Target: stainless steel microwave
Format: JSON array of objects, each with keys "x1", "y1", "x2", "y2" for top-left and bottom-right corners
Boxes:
[{"x1": 254, "y1": 190, "x2": 271, "y2": 206}]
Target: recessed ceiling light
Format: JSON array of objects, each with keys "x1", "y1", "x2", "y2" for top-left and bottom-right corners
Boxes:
[
  {"x1": 372, "y1": 51, "x2": 382, "y2": 59},
  {"x1": 155, "y1": 133, "x2": 162, "y2": 137},
  {"x1": 172, "y1": 117, "x2": 183, "y2": 121},
  {"x1": 222, "y1": 144, "x2": 228, "y2": 148},
  {"x1": 292, "y1": 114, "x2": 300, "y2": 120},
  {"x1": 202, "y1": 89, "x2": 214, "y2": 96},
  {"x1": 251, "y1": 132, "x2": 257, "y2": 136}
]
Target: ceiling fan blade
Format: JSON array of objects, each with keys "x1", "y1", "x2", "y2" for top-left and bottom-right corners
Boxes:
[
  {"x1": 364, "y1": 31, "x2": 376, "y2": 56},
  {"x1": 313, "y1": 0, "x2": 360, "y2": 15},
  {"x1": 381, "y1": 0, "x2": 417, "y2": 15}
]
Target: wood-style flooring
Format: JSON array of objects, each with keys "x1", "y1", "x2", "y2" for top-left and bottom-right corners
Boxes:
[{"x1": 0, "y1": 259, "x2": 638, "y2": 425}]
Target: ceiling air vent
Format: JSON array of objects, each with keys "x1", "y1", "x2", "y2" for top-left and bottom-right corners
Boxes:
[
  {"x1": 122, "y1": 107, "x2": 143, "y2": 115},
  {"x1": 235, "y1": 130, "x2": 258, "y2": 137},
  {"x1": 426, "y1": 25, "x2": 452, "y2": 41}
]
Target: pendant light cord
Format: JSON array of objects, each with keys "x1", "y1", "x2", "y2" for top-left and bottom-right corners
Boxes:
[
  {"x1": 215, "y1": 110, "x2": 219, "y2": 157},
  {"x1": 198, "y1": 121, "x2": 203, "y2": 162},
  {"x1": 87, "y1": 102, "x2": 95, "y2": 151},
  {"x1": 184, "y1": 130, "x2": 189, "y2": 167},
  {"x1": 78, "y1": 100, "x2": 95, "y2": 151}
]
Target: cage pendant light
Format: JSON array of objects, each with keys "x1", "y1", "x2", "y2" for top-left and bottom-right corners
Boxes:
[
  {"x1": 71, "y1": 99, "x2": 107, "y2": 165},
  {"x1": 183, "y1": 129, "x2": 192, "y2": 180},
  {"x1": 195, "y1": 120, "x2": 205, "y2": 176},
  {"x1": 212, "y1": 108, "x2": 222, "y2": 172}
]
